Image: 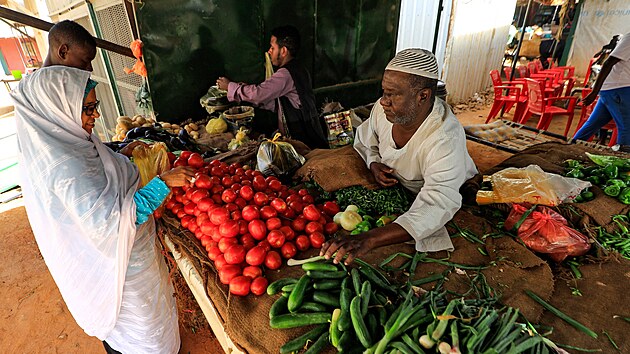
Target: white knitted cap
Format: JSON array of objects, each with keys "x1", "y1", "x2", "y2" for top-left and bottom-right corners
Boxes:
[{"x1": 385, "y1": 48, "x2": 439, "y2": 80}]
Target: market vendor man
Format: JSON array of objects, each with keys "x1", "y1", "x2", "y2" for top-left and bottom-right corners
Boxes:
[
  {"x1": 321, "y1": 48, "x2": 478, "y2": 264},
  {"x1": 216, "y1": 25, "x2": 328, "y2": 149}
]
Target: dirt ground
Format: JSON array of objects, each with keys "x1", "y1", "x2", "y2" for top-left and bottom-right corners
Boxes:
[{"x1": 0, "y1": 102, "x2": 583, "y2": 353}]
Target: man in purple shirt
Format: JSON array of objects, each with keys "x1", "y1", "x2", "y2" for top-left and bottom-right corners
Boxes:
[{"x1": 217, "y1": 26, "x2": 328, "y2": 149}]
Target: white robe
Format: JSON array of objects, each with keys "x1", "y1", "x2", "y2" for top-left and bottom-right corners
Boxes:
[
  {"x1": 11, "y1": 66, "x2": 179, "y2": 353},
  {"x1": 354, "y1": 98, "x2": 478, "y2": 252}
]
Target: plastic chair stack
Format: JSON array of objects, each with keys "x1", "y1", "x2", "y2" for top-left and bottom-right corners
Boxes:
[
  {"x1": 520, "y1": 78, "x2": 577, "y2": 136},
  {"x1": 485, "y1": 69, "x2": 527, "y2": 123}
]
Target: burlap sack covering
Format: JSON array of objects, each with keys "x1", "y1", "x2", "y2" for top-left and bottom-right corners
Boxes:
[
  {"x1": 484, "y1": 142, "x2": 630, "y2": 231},
  {"x1": 294, "y1": 145, "x2": 379, "y2": 192},
  {"x1": 196, "y1": 131, "x2": 234, "y2": 151}
]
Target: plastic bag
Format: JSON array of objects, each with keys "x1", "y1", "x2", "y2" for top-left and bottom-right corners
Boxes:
[
  {"x1": 257, "y1": 133, "x2": 306, "y2": 177},
  {"x1": 476, "y1": 165, "x2": 591, "y2": 206},
  {"x1": 504, "y1": 203, "x2": 591, "y2": 262},
  {"x1": 132, "y1": 142, "x2": 171, "y2": 187}
]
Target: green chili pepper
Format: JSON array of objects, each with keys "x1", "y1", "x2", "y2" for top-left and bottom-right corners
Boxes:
[
  {"x1": 580, "y1": 189, "x2": 594, "y2": 201},
  {"x1": 566, "y1": 168, "x2": 585, "y2": 179},
  {"x1": 376, "y1": 215, "x2": 397, "y2": 227},
  {"x1": 604, "y1": 164, "x2": 619, "y2": 179},
  {"x1": 574, "y1": 194, "x2": 584, "y2": 203},
  {"x1": 586, "y1": 152, "x2": 630, "y2": 171},
  {"x1": 620, "y1": 173, "x2": 630, "y2": 183},
  {"x1": 585, "y1": 175, "x2": 601, "y2": 185},
  {"x1": 605, "y1": 184, "x2": 622, "y2": 197},
  {"x1": 618, "y1": 188, "x2": 630, "y2": 205},
  {"x1": 565, "y1": 159, "x2": 583, "y2": 169},
  {"x1": 583, "y1": 165, "x2": 599, "y2": 175}
]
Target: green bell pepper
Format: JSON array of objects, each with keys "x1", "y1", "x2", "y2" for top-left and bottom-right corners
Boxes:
[
  {"x1": 586, "y1": 175, "x2": 601, "y2": 186},
  {"x1": 618, "y1": 188, "x2": 630, "y2": 205},
  {"x1": 607, "y1": 179, "x2": 627, "y2": 188},
  {"x1": 350, "y1": 221, "x2": 371, "y2": 235},
  {"x1": 565, "y1": 159, "x2": 583, "y2": 169},
  {"x1": 605, "y1": 184, "x2": 622, "y2": 197},
  {"x1": 580, "y1": 189, "x2": 595, "y2": 201},
  {"x1": 604, "y1": 164, "x2": 619, "y2": 179},
  {"x1": 583, "y1": 166, "x2": 600, "y2": 175},
  {"x1": 574, "y1": 194, "x2": 584, "y2": 203},
  {"x1": 566, "y1": 168, "x2": 585, "y2": 179}
]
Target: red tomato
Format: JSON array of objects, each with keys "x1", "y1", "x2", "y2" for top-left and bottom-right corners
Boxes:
[
  {"x1": 239, "y1": 185, "x2": 254, "y2": 201},
  {"x1": 238, "y1": 220, "x2": 249, "y2": 235},
  {"x1": 184, "y1": 202, "x2": 196, "y2": 215},
  {"x1": 221, "y1": 189, "x2": 237, "y2": 204},
  {"x1": 267, "y1": 230, "x2": 286, "y2": 248},
  {"x1": 180, "y1": 215, "x2": 193, "y2": 229},
  {"x1": 231, "y1": 210, "x2": 242, "y2": 221},
  {"x1": 209, "y1": 176, "x2": 221, "y2": 185},
  {"x1": 173, "y1": 157, "x2": 187, "y2": 167},
  {"x1": 196, "y1": 213, "x2": 209, "y2": 226},
  {"x1": 195, "y1": 229, "x2": 205, "y2": 240},
  {"x1": 219, "y1": 220, "x2": 239, "y2": 238},
  {"x1": 270, "y1": 198, "x2": 287, "y2": 213},
  {"x1": 225, "y1": 203, "x2": 239, "y2": 213},
  {"x1": 224, "y1": 244, "x2": 246, "y2": 265},
  {"x1": 309, "y1": 232, "x2": 326, "y2": 249},
  {"x1": 232, "y1": 175, "x2": 242, "y2": 183},
  {"x1": 207, "y1": 246, "x2": 222, "y2": 261},
  {"x1": 195, "y1": 174, "x2": 212, "y2": 189},
  {"x1": 193, "y1": 208, "x2": 203, "y2": 217},
  {"x1": 187, "y1": 153, "x2": 205, "y2": 169},
  {"x1": 214, "y1": 254, "x2": 227, "y2": 271},
  {"x1": 278, "y1": 190, "x2": 290, "y2": 199},
  {"x1": 241, "y1": 180, "x2": 252, "y2": 186},
  {"x1": 318, "y1": 216, "x2": 327, "y2": 225},
  {"x1": 264, "y1": 251, "x2": 282, "y2": 270},
  {"x1": 279, "y1": 226, "x2": 296, "y2": 241},
  {"x1": 210, "y1": 207, "x2": 230, "y2": 225},
  {"x1": 322, "y1": 201, "x2": 341, "y2": 216},
  {"x1": 211, "y1": 194, "x2": 223, "y2": 205},
  {"x1": 288, "y1": 201, "x2": 304, "y2": 213},
  {"x1": 245, "y1": 245, "x2": 267, "y2": 266},
  {"x1": 248, "y1": 219, "x2": 267, "y2": 241},
  {"x1": 281, "y1": 242, "x2": 297, "y2": 259},
  {"x1": 268, "y1": 179, "x2": 283, "y2": 192},
  {"x1": 252, "y1": 175, "x2": 267, "y2": 191},
  {"x1": 188, "y1": 223, "x2": 199, "y2": 233},
  {"x1": 180, "y1": 151, "x2": 193, "y2": 160},
  {"x1": 197, "y1": 198, "x2": 214, "y2": 212},
  {"x1": 283, "y1": 209, "x2": 296, "y2": 219},
  {"x1": 210, "y1": 166, "x2": 224, "y2": 177},
  {"x1": 295, "y1": 235, "x2": 310, "y2": 251},
  {"x1": 324, "y1": 222, "x2": 339, "y2": 235},
  {"x1": 241, "y1": 205, "x2": 260, "y2": 222},
  {"x1": 266, "y1": 217, "x2": 282, "y2": 231},
  {"x1": 242, "y1": 266, "x2": 263, "y2": 279},
  {"x1": 229, "y1": 276, "x2": 251, "y2": 296},
  {"x1": 221, "y1": 176, "x2": 233, "y2": 187},
  {"x1": 305, "y1": 221, "x2": 324, "y2": 235},
  {"x1": 165, "y1": 198, "x2": 176, "y2": 210},
  {"x1": 211, "y1": 184, "x2": 225, "y2": 195},
  {"x1": 176, "y1": 210, "x2": 187, "y2": 219},
  {"x1": 303, "y1": 204, "x2": 321, "y2": 221},
  {"x1": 200, "y1": 235, "x2": 213, "y2": 248},
  {"x1": 253, "y1": 192, "x2": 269, "y2": 207},
  {"x1": 260, "y1": 206, "x2": 278, "y2": 219},
  {"x1": 253, "y1": 242, "x2": 267, "y2": 255},
  {"x1": 286, "y1": 194, "x2": 300, "y2": 204},
  {"x1": 191, "y1": 189, "x2": 210, "y2": 204},
  {"x1": 250, "y1": 276, "x2": 268, "y2": 296},
  {"x1": 218, "y1": 237, "x2": 238, "y2": 253},
  {"x1": 235, "y1": 167, "x2": 245, "y2": 176},
  {"x1": 234, "y1": 197, "x2": 247, "y2": 210},
  {"x1": 298, "y1": 188, "x2": 309, "y2": 196},
  {"x1": 205, "y1": 240, "x2": 218, "y2": 250},
  {"x1": 291, "y1": 217, "x2": 307, "y2": 232},
  {"x1": 218, "y1": 264, "x2": 241, "y2": 285},
  {"x1": 240, "y1": 233, "x2": 256, "y2": 250},
  {"x1": 200, "y1": 220, "x2": 216, "y2": 236},
  {"x1": 302, "y1": 195, "x2": 315, "y2": 204}
]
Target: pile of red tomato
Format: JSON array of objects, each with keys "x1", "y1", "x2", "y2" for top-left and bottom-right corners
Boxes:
[{"x1": 164, "y1": 151, "x2": 341, "y2": 296}]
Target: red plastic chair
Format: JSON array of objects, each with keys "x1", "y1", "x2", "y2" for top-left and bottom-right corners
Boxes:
[
  {"x1": 520, "y1": 78, "x2": 578, "y2": 136},
  {"x1": 574, "y1": 89, "x2": 617, "y2": 146},
  {"x1": 517, "y1": 65, "x2": 528, "y2": 78},
  {"x1": 485, "y1": 70, "x2": 527, "y2": 123}
]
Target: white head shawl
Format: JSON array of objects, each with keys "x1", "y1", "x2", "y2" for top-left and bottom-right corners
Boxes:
[{"x1": 11, "y1": 66, "x2": 139, "y2": 339}]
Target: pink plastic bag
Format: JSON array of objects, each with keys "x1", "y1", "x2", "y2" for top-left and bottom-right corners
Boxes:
[{"x1": 504, "y1": 204, "x2": 591, "y2": 262}]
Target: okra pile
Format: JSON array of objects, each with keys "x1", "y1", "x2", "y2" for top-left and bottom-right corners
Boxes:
[
  {"x1": 267, "y1": 258, "x2": 559, "y2": 353},
  {"x1": 335, "y1": 185, "x2": 412, "y2": 216}
]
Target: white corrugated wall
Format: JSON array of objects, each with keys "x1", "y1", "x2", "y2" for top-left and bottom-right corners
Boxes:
[
  {"x1": 396, "y1": 0, "x2": 452, "y2": 75},
  {"x1": 441, "y1": 0, "x2": 516, "y2": 104}
]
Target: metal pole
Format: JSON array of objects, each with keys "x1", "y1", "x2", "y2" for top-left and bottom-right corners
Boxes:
[
  {"x1": 509, "y1": 0, "x2": 533, "y2": 82},
  {"x1": 0, "y1": 6, "x2": 134, "y2": 58},
  {"x1": 432, "y1": 0, "x2": 444, "y2": 54}
]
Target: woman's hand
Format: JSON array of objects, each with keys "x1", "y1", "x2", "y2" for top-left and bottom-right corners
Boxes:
[
  {"x1": 370, "y1": 162, "x2": 398, "y2": 187},
  {"x1": 119, "y1": 141, "x2": 149, "y2": 157},
  {"x1": 159, "y1": 166, "x2": 196, "y2": 188}
]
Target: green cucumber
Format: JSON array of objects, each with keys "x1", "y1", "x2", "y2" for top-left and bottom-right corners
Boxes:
[
  {"x1": 330, "y1": 308, "x2": 342, "y2": 347},
  {"x1": 338, "y1": 288, "x2": 353, "y2": 331},
  {"x1": 351, "y1": 268, "x2": 362, "y2": 295},
  {"x1": 360, "y1": 281, "x2": 371, "y2": 316},
  {"x1": 312, "y1": 290, "x2": 340, "y2": 308},
  {"x1": 280, "y1": 324, "x2": 327, "y2": 354},
  {"x1": 269, "y1": 312, "x2": 332, "y2": 329},
  {"x1": 366, "y1": 312, "x2": 380, "y2": 340},
  {"x1": 281, "y1": 283, "x2": 296, "y2": 293},
  {"x1": 288, "y1": 274, "x2": 311, "y2": 312},
  {"x1": 302, "y1": 262, "x2": 340, "y2": 272},
  {"x1": 313, "y1": 279, "x2": 342, "y2": 290},
  {"x1": 307, "y1": 270, "x2": 347, "y2": 279},
  {"x1": 267, "y1": 278, "x2": 298, "y2": 295},
  {"x1": 299, "y1": 301, "x2": 328, "y2": 313},
  {"x1": 303, "y1": 331, "x2": 330, "y2": 354},
  {"x1": 341, "y1": 276, "x2": 350, "y2": 291},
  {"x1": 269, "y1": 296, "x2": 288, "y2": 319},
  {"x1": 350, "y1": 295, "x2": 372, "y2": 348}
]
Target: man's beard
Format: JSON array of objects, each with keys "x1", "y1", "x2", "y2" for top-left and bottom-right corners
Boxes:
[{"x1": 391, "y1": 104, "x2": 419, "y2": 125}]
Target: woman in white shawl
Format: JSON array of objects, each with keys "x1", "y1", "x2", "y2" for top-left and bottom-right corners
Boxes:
[{"x1": 11, "y1": 66, "x2": 194, "y2": 354}]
